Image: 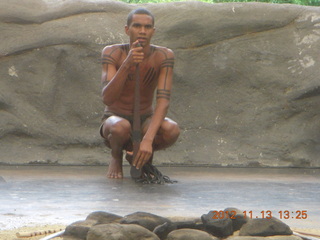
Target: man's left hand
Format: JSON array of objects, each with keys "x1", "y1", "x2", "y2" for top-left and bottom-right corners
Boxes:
[{"x1": 133, "y1": 139, "x2": 153, "y2": 169}]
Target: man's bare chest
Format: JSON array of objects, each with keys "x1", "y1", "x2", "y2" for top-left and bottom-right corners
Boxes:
[{"x1": 125, "y1": 61, "x2": 159, "y2": 88}]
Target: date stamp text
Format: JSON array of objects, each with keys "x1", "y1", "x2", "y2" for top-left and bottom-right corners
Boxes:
[{"x1": 211, "y1": 210, "x2": 308, "y2": 220}]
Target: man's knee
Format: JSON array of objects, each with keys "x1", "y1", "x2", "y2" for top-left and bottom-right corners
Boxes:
[
  {"x1": 103, "y1": 117, "x2": 131, "y2": 139},
  {"x1": 162, "y1": 118, "x2": 180, "y2": 142},
  {"x1": 169, "y1": 121, "x2": 180, "y2": 141},
  {"x1": 110, "y1": 121, "x2": 131, "y2": 137}
]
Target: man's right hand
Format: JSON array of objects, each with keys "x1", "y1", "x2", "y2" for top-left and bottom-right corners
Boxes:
[{"x1": 127, "y1": 40, "x2": 144, "y2": 66}]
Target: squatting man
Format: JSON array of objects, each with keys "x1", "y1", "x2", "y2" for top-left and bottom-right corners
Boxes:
[{"x1": 99, "y1": 8, "x2": 180, "y2": 178}]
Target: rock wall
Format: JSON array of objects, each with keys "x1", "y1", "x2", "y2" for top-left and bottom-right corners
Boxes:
[{"x1": 0, "y1": 0, "x2": 319, "y2": 167}]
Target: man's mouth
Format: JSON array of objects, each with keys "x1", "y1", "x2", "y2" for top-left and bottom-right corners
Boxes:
[{"x1": 137, "y1": 38, "x2": 147, "y2": 42}]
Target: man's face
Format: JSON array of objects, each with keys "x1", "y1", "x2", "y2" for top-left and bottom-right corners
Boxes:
[{"x1": 125, "y1": 14, "x2": 155, "y2": 47}]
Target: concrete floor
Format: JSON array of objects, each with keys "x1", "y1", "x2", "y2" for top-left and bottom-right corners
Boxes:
[{"x1": 0, "y1": 166, "x2": 319, "y2": 231}]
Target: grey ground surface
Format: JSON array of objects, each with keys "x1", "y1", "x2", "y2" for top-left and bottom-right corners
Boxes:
[{"x1": 0, "y1": 166, "x2": 319, "y2": 230}]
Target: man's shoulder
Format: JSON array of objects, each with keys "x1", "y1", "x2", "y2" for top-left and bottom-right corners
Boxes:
[
  {"x1": 152, "y1": 45, "x2": 174, "y2": 58},
  {"x1": 102, "y1": 44, "x2": 129, "y2": 54},
  {"x1": 152, "y1": 45, "x2": 173, "y2": 53}
]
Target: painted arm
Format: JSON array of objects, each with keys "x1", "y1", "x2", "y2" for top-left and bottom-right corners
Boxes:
[
  {"x1": 133, "y1": 48, "x2": 174, "y2": 169},
  {"x1": 101, "y1": 42, "x2": 143, "y2": 106}
]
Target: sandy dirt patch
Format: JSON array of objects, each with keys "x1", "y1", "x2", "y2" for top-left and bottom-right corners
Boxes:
[{"x1": 0, "y1": 225, "x2": 66, "y2": 240}]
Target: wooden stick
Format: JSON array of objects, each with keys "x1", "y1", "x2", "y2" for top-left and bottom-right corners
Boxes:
[
  {"x1": 16, "y1": 228, "x2": 64, "y2": 238},
  {"x1": 132, "y1": 48, "x2": 141, "y2": 160},
  {"x1": 131, "y1": 42, "x2": 142, "y2": 179},
  {"x1": 40, "y1": 230, "x2": 65, "y2": 240},
  {"x1": 293, "y1": 230, "x2": 320, "y2": 240}
]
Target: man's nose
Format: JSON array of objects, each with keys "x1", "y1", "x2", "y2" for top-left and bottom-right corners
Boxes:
[{"x1": 139, "y1": 26, "x2": 146, "y2": 34}]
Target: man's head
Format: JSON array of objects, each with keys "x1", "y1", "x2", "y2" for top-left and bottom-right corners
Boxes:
[
  {"x1": 126, "y1": 8, "x2": 154, "y2": 27},
  {"x1": 125, "y1": 8, "x2": 155, "y2": 47}
]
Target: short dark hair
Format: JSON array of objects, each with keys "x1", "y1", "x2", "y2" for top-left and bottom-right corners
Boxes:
[{"x1": 126, "y1": 8, "x2": 155, "y2": 26}]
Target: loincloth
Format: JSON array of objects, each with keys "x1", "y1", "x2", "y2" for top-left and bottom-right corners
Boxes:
[{"x1": 99, "y1": 111, "x2": 152, "y2": 138}]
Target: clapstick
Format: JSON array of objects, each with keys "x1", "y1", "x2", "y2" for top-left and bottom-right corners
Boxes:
[{"x1": 130, "y1": 41, "x2": 143, "y2": 179}]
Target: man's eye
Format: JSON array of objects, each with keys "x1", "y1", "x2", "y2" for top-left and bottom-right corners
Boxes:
[{"x1": 133, "y1": 24, "x2": 141, "y2": 28}]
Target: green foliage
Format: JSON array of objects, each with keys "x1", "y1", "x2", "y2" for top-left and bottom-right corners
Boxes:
[
  {"x1": 121, "y1": 0, "x2": 320, "y2": 6},
  {"x1": 208, "y1": 0, "x2": 320, "y2": 5}
]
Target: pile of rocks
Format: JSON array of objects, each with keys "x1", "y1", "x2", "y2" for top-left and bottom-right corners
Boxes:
[{"x1": 63, "y1": 208, "x2": 301, "y2": 240}]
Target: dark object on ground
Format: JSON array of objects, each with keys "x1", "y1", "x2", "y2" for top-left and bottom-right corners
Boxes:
[
  {"x1": 130, "y1": 165, "x2": 142, "y2": 179},
  {"x1": 135, "y1": 163, "x2": 177, "y2": 184}
]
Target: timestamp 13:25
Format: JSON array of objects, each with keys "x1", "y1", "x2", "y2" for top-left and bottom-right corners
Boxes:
[{"x1": 212, "y1": 210, "x2": 308, "y2": 220}]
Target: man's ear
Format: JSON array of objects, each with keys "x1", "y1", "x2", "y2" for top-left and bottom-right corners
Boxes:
[
  {"x1": 151, "y1": 27, "x2": 156, "y2": 37},
  {"x1": 125, "y1": 25, "x2": 129, "y2": 35}
]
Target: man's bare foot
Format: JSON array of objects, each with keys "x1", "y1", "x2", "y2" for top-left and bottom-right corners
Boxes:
[{"x1": 107, "y1": 158, "x2": 123, "y2": 179}]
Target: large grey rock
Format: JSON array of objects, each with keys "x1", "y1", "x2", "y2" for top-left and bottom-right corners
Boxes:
[
  {"x1": 153, "y1": 218, "x2": 205, "y2": 240},
  {"x1": 0, "y1": 0, "x2": 319, "y2": 167},
  {"x1": 239, "y1": 218, "x2": 293, "y2": 236},
  {"x1": 86, "y1": 211, "x2": 123, "y2": 224},
  {"x1": 166, "y1": 229, "x2": 219, "y2": 240},
  {"x1": 120, "y1": 211, "x2": 171, "y2": 231},
  {"x1": 224, "y1": 207, "x2": 248, "y2": 231},
  {"x1": 227, "y1": 236, "x2": 303, "y2": 240},
  {"x1": 86, "y1": 223, "x2": 160, "y2": 240},
  {"x1": 63, "y1": 219, "x2": 97, "y2": 240},
  {"x1": 201, "y1": 210, "x2": 233, "y2": 237},
  {"x1": 153, "y1": 221, "x2": 177, "y2": 240}
]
